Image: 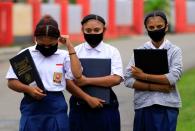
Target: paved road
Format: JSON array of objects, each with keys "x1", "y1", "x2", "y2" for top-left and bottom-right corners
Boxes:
[{"x1": 0, "y1": 33, "x2": 195, "y2": 131}]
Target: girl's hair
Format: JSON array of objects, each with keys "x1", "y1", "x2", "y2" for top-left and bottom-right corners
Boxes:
[
  {"x1": 144, "y1": 10, "x2": 168, "y2": 28},
  {"x1": 81, "y1": 14, "x2": 106, "y2": 26},
  {"x1": 34, "y1": 15, "x2": 60, "y2": 38}
]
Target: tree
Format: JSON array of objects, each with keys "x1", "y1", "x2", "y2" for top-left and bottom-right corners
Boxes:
[{"x1": 144, "y1": 0, "x2": 170, "y2": 16}]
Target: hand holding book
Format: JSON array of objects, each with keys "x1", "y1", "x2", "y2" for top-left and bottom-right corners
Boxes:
[
  {"x1": 9, "y1": 49, "x2": 46, "y2": 94},
  {"x1": 85, "y1": 95, "x2": 105, "y2": 108},
  {"x1": 26, "y1": 86, "x2": 46, "y2": 100},
  {"x1": 130, "y1": 66, "x2": 147, "y2": 81}
]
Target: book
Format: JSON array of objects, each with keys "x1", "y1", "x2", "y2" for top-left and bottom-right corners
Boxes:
[
  {"x1": 79, "y1": 58, "x2": 111, "y2": 104},
  {"x1": 9, "y1": 49, "x2": 46, "y2": 93},
  {"x1": 134, "y1": 49, "x2": 169, "y2": 74}
]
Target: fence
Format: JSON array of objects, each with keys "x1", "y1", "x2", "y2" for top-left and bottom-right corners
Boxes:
[{"x1": 0, "y1": 0, "x2": 195, "y2": 46}]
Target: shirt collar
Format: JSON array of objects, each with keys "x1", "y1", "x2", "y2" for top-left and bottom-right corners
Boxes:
[
  {"x1": 144, "y1": 39, "x2": 168, "y2": 49},
  {"x1": 84, "y1": 41, "x2": 104, "y2": 52}
]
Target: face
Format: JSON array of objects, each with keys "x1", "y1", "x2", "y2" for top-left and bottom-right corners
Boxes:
[
  {"x1": 82, "y1": 20, "x2": 105, "y2": 34},
  {"x1": 146, "y1": 16, "x2": 168, "y2": 31},
  {"x1": 36, "y1": 36, "x2": 58, "y2": 47},
  {"x1": 35, "y1": 36, "x2": 58, "y2": 57}
]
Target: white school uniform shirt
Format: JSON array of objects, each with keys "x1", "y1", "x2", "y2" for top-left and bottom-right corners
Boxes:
[
  {"x1": 6, "y1": 45, "x2": 71, "y2": 91},
  {"x1": 66, "y1": 41, "x2": 123, "y2": 80}
]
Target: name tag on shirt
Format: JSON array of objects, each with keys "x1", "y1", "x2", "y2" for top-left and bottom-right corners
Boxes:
[
  {"x1": 53, "y1": 72, "x2": 63, "y2": 84},
  {"x1": 53, "y1": 63, "x2": 63, "y2": 84}
]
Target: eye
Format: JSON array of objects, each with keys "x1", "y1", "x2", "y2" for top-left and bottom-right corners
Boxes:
[
  {"x1": 147, "y1": 26, "x2": 155, "y2": 31},
  {"x1": 94, "y1": 28, "x2": 101, "y2": 33},
  {"x1": 84, "y1": 28, "x2": 92, "y2": 34},
  {"x1": 157, "y1": 25, "x2": 164, "y2": 29}
]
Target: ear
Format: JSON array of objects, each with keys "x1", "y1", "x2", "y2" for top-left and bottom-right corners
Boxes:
[
  {"x1": 81, "y1": 27, "x2": 84, "y2": 33},
  {"x1": 103, "y1": 27, "x2": 106, "y2": 33},
  {"x1": 34, "y1": 36, "x2": 41, "y2": 44},
  {"x1": 34, "y1": 37, "x2": 37, "y2": 44},
  {"x1": 165, "y1": 24, "x2": 169, "y2": 32}
]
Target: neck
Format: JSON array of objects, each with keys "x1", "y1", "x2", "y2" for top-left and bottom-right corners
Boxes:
[{"x1": 152, "y1": 38, "x2": 164, "y2": 48}]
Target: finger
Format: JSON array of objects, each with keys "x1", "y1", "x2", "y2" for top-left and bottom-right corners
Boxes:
[
  {"x1": 97, "y1": 98, "x2": 106, "y2": 103},
  {"x1": 131, "y1": 68, "x2": 135, "y2": 73},
  {"x1": 131, "y1": 66, "x2": 136, "y2": 71},
  {"x1": 132, "y1": 66, "x2": 141, "y2": 71},
  {"x1": 58, "y1": 37, "x2": 67, "y2": 44},
  {"x1": 59, "y1": 37, "x2": 66, "y2": 43},
  {"x1": 58, "y1": 35, "x2": 69, "y2": 44},
  {"x1": 31, "y1": 93, "x2": 43, "y2": 100},
  {"x1": 35, "y1": 91, "x2": 47, "y2": 97},
  {"x1": 131, "y1": 66, "x2": 136, "y2": 69},
  {"x1": 61, "y1": 35, "x2": 69, "y2": 39},
  {"x1": 99, "y1": 103, "x2": 104, "y2": 108},
  {"x1": 60, "y1": 35, "x2": 70, "y2": 42},
  {"x1": 35, "y1": 87, "x2": 43, "y2": 93},
  {"x1": 133, "y1": 66, "x2": 138, "y2": 69}
]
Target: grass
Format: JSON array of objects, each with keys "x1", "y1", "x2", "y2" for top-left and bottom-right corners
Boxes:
[{"x1": 177, "y1": 68, "x2": 195, "y2": 131}]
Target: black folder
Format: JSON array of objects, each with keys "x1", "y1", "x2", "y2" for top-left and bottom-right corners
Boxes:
[
  {"x1": 9, "y1": 49, "x2": 46, "y2": 92},
  {"x1": 134, "y1": 49, "x2": 169, "y2": 74},
  {"x1": 79, "y1": 58, "x2": 111, "y2": 104}
]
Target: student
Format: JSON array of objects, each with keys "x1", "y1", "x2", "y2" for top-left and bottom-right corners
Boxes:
[
  {"x1": 66, "y1": 14, "x2": 123, "y2": 131},
  {"x1": 6, "y1": 15, "x2": 81, "y2": 131},
  {"x1": 124, "y1": 10, "x2": 183, "y2": 131}
]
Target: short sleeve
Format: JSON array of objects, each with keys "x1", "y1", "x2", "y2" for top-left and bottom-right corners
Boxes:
[
  {"x1": 111, "y1": 48, "x2": 123, "y2": 78},
  {"x1": 6, "y1": 65, "x2": 18, "y2": 80},
  {"x1": 63, "y1": 54, "x2": 74, "y2": 80}
]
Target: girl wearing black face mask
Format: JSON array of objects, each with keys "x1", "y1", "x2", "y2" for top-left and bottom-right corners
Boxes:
[
  {"x1": 82, "y1": 20, "x2": 105, "y2": 48},
  {"x1": 66, "y1": 14, "x2": 123, "y2": 131},
  {"x1": 35, "y1": 37, "x2": 58, "y2": 57},
  {"x1": 144, "y1": 10, "x2": 168, "y2": 48},
  {"x1": 6, "y1": 15, "x2": 82, "y2": 131},
  {"x1": 124, "y1": 11, "x2": 183, "y2": 131}
]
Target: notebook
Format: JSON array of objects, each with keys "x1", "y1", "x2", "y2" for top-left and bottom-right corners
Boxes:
[
  {"x1": 79, "y1": 58, "x2": 111, "y2": 104},
  {"x1": 9, "y1": 49, "x2": 46, "y2": 93},
  {"x1": 134, "y1": 49, "x2": 169, "y2": 74}
]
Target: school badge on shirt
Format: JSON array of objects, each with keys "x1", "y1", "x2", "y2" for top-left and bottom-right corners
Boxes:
[{"x1": 53, "y1": 72, "x2": 63, "y2": 84}]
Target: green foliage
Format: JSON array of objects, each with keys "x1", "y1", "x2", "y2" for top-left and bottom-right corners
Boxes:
[
  {"x1": 144, "y1": 0, "x2": 170, "y2": 16},
  {"x1": 177, "y1": 68, "x2": 195, "y2": 131},
  {"x1": 42, "y1": 0, "x2": 48, "y2": 3},
  {"x1": 69, "y1": 0, "x2": 76, "y2": 4},
  {"x1": 13, "y1": 0, "x2": 26, "y2": 2}
]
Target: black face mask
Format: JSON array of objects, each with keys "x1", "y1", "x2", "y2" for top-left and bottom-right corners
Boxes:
[
  {"x1": 84, "y1": 33, "x2": 104, "y2": 48},
  {"x1": 147, "y1": 27, "x2": 166, "y2": 42},
  {"x1": 36, "y1": 44, "x2": 58, "y2": 57}
]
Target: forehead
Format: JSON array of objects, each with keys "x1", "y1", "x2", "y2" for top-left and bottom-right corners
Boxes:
[
  {"x1": 36, "y1": 36, "x2": 57, "y2": 42},
  {"x1": 83, "y1": 19, "x2": 104, "y2": 28},
  {"x1": 146, "y1": 16, "x2": 165, "y2": 26}
]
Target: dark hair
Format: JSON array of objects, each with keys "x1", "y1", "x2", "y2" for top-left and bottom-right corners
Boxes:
[
  {"x1": 81, "y1": 14, "x2": 106, "y2": 26},
  {"x1": 144, "y1": 10, "x2": 168, "y2": 28},
  {"x1": 34, "y1": 15, "x2": 60, "y2": 38}
]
